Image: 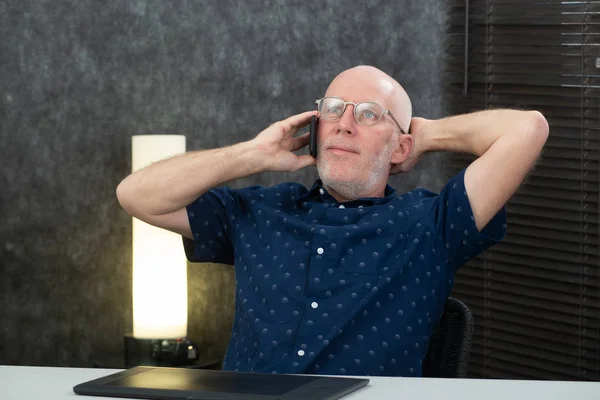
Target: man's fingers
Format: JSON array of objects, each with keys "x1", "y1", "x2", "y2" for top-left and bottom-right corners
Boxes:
[
  {"x1": 290, "y1": 132, "x2": 311, "y2": 151},
  {"x1": 286, "y1": 110, "x2": 319, "y2": 129},
  {"x1": 277, "y1": 110, "x2": 318, "y2": 136},
  {"x1": 293, "y1": 154, "x2": 316, "y2": 171},
  {"x1": 389, "y1": 164, "x2": 403, "y2": 175},
  {"x1": 390, "y1": 161, "x2": 413, "y2": 175}
]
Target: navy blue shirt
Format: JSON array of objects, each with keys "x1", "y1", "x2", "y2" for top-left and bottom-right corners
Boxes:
[{"x1": 185, "y1": 169, "x2": 506, "y2": 377}]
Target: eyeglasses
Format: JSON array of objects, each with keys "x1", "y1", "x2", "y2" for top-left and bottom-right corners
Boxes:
[{"x1": 315, "y1": 96, "x2": 408, "y2": 135}]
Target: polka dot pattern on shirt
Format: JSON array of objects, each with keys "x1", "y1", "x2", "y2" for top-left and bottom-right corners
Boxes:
[{"x1": 185, "y1": 170, "x2": 506, "y2": 377}]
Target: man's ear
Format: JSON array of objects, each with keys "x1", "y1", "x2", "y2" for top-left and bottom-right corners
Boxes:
[{"x1": 391, "y1": 134, "x2": 413, "y2": 164}]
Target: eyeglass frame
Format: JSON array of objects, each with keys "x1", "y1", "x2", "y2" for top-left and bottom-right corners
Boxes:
[{"x1": 315, "y1": 96, "x2": 409, "y2": 135}]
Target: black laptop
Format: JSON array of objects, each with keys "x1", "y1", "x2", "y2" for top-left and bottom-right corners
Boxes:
[{"x1": 73, "y1": 366, "x2": 370, "y2": 400}]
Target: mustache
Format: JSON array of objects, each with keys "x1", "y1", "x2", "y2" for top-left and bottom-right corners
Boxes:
[{"x1": 320, "y1": 139, "x2": 360, "y2": 153}]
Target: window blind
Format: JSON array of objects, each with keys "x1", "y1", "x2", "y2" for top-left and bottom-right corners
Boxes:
[{"x1": 445, "y1": 0, "x2": 600, "y2": 380}]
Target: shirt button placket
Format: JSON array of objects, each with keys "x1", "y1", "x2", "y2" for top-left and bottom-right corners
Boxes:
[
  {"x1": 308, "y1": 244, "x2": 325, "y2": 295},
  {"x1": 297, "y1": 222, "x2": 329, "y2": 373}
]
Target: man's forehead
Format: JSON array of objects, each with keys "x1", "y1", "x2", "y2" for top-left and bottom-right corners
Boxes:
[{"x1": 325, "y1": 77, "x2": 395, "y2": 105}]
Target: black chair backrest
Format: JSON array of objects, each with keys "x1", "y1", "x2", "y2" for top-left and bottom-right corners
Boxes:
[{"x1": 422, "y1": 297, "x2": 474, "y2": 378}]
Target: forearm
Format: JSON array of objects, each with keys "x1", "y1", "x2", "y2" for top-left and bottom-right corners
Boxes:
[
  {"x1": 421, "y1": 109, "x2": 549, "y2": 231},
  {"x1": 116, "y1": 140, "x2": 266, "y2": 217},
  {"x1": 422, "y1": 109, "x2": 547, "y2": 156}
]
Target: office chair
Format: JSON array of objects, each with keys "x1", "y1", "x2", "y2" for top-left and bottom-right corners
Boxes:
[{"x1": 422, "y1": 297, "x2": 474, "y2": 378}]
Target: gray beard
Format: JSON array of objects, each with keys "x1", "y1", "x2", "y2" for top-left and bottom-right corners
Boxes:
[{"x1": 317, "y1": 140, "x2": 395, "y2": 201}]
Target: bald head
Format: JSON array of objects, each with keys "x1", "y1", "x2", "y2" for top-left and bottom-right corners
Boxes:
[{"x1": 325, "y1": 65, "x2": 412, "y2": 133}]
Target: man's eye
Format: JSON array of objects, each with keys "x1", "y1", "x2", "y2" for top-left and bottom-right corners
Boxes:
[
  {"x1": 361, "y1": 110, "x2": 377, "y2": 119},
  {"x1": 327, "y1": 106, "x2": 342, "y2": 114}
]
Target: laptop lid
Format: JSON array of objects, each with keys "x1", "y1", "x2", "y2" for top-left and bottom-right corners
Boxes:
[{"x1": 73, "y1": 366, "x2": 370, "y2": 400}]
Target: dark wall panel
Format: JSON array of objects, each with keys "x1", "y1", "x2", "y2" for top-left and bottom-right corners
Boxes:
[{"x1": 0, "y1": 0, "x2": 447, "y2": 367}]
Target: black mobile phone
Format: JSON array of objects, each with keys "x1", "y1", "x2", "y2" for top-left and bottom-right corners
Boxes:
[{"x1": 309, "y1": 115, "x2": 319, "y2": 158}]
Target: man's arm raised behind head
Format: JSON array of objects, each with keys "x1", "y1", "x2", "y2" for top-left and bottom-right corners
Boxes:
[
  {"x1": 116, "y1": 143, "x2": 262, "y2": 239},
  {"x1": 409, "y1": 109, "x2": 549, "y2": 232},
  {"x1": 115, "y1": 110, "x2": 318, "y2": 239}
]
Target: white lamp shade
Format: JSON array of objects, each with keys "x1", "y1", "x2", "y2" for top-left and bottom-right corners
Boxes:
[{"x1": 131, "y1": 135, "x2": 187, "y2": 339}]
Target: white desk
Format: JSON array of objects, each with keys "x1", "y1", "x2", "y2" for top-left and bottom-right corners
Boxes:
[{"x1": 1, "y1": 365, "x2": 599, "y2": 400}]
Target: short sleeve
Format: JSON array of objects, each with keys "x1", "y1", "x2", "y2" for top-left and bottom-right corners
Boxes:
[
  {"x1": 184, "y1": 187, "x2": 241, "y2": 264},
  {"x1": 423, "y1": 168, "x2": 507, "y2": 272}
]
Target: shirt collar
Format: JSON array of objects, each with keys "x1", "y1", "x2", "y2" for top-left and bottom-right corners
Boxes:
[{"x1": 297, "y1": 179, "x2": 397, "y2": 206}]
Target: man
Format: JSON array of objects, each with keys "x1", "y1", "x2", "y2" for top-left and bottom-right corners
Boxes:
[{"x1": 116, "y1": 65, "x2": 549, "y2": 377}]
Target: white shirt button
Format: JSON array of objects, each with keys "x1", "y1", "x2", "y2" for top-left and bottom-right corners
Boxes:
[
  {"x1": 339, "y1": 205, "x2": 345, "y2": 209},
  {"x1": 319, "y1": 188, "x2": 325, "y2": 195},
  {"x1": 297, "y1": 350, "x2": 305, "y2": 356},
  {"x1": 317, "y1": 247, "x2": 324, "y2": 255},
  {"x1": 311, "y1": 302, "x2": 319, "y2": 309}
]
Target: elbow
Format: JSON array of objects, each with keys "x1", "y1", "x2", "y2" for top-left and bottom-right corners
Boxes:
[
  {"x1": 116, "y1": 178, "x2": 136, "y2": 216},
  {"x1": 513, "y1": 111, "x2": 549, "y2": 155},
  {"x1": 527, "y1": 111, "x2": 549, "y2": 147}
]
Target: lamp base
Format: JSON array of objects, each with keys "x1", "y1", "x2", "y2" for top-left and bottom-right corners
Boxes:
[{"x1": 124, "y1": 333, "x2": 200, "y2": 368}]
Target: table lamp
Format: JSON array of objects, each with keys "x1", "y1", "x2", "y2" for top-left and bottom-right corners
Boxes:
[{"x1": 124, "y1": 134, "x2": 199, "y2": 368}]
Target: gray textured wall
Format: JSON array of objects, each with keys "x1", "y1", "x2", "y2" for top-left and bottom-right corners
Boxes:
[{"x1": 0, "y1": 0, "x2": 448, "y2": 368}]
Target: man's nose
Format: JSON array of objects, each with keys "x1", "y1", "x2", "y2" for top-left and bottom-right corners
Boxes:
[{"x1": 336, "y1": 104, "x2": 356, "y2": 134}]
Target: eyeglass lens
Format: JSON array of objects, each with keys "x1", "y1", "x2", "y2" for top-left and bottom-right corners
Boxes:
[{"x1": 319, "y1": 97, "x2": 384, "y2": 126}]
